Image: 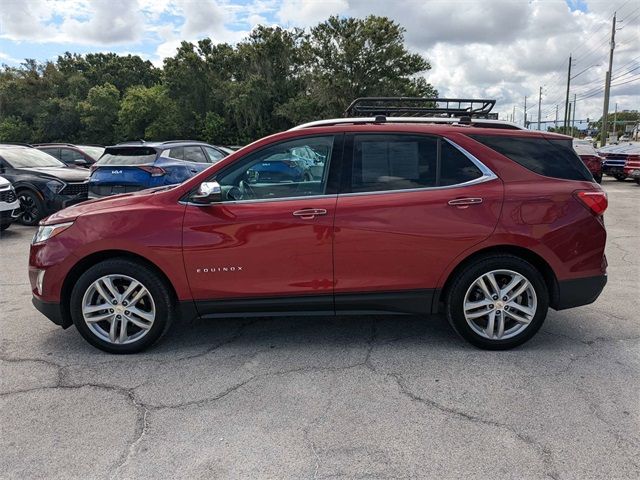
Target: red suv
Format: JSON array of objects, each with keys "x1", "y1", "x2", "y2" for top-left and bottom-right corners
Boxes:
[{"x1": 29, "y1": 101, "x2": 608, "y2": 353}]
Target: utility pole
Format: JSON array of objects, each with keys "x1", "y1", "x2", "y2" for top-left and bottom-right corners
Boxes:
[
  {"x1": 512, "y1": 105, "x2": 516, "y2": 124},
  {"x1": 572, "y1": 93, "x2": 577, "y2": 137},
  {"x1": 601, "y1": 13, "x2": 616, "y2": 146},
  {"x1": 537, "y1": 86, "x2": 542, "y2": 131},
  {"x1": 564, "y1": 55, "x2": 572, "y2": 132},
  {"x1": 524, "y1": 96, "x2": 528, "y2": 129},
  {"x1": 555, "y1": 104, "x2": 559, "y2": 129}
]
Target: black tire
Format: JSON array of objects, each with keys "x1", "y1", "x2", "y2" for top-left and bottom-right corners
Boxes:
[
  {"x1": 0, "y1": 223, "x2": 9, "y2": 232},
  {"x1": 445, "y1": 254, "x2": 549, "y2": 350},
  {"x1": 614, "y1": 174, "x2": 627, "y2": 181},
  {"x1": 593, "y1": 173, "x2": 602, "y2": 184},
  {"x1": 70, "y1": 259, "x2": 174, "y2": 353},
  {"x1": 635, "y1": 178, "x2": 640, "y2": 185},
  {"x1": 18, "y1": 190, "x2": 45, "y2": 226}
]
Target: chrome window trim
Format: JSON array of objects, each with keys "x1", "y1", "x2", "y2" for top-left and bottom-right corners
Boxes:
[
  {"x1": 180, "y1": 193, "x2": 337, "y2": 207},
  {"x1": 180, "y1": 137, "x2": 498, "y2": 206}
]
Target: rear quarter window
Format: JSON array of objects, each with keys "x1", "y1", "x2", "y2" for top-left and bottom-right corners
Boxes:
[{"x1": 469, "y1": 135, "x2": 592, "y2": 181}]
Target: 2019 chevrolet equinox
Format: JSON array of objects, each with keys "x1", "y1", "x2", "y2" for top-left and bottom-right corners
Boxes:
[{"x1": 29, "y1": 103, "x2": 607, "y2": 353}]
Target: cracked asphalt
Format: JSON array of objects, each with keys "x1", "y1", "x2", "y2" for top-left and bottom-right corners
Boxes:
[{"x1": 1, "y1": 178, "x2": 639, "y2": 480}]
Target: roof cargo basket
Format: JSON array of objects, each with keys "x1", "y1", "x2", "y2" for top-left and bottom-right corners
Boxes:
[{"x1": 344, "y1": 97, "x2": 496, "y2": 119}]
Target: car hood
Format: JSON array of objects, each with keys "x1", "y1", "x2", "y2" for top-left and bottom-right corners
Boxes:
[
  {"x1": 42, "y1": 186, "x2": 175, "y2": 224},
  {"x1": 17, "y1": 166, "x2": 89, "y2": 182}
]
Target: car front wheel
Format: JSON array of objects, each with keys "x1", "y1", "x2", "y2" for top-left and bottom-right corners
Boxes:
[
  {"x1": 445, "y1": 255, "x2": 549, "y2": 350},
  {"x1": 70, "y1": 259, "x2": 174, "y2": 353},
  {"x1": 18, "y1": 190, "x2": 44, "y2": 225}
]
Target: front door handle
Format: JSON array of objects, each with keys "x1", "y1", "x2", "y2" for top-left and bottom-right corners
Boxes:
[
  {"x1": 292, "y1": 208, "x2": 328, "y2": 219},
  {"x1": 448, "y1": 197, "x2": 483, "y2": 208}
]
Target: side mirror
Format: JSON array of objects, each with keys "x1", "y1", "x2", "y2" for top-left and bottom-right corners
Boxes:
[{"x1": 191, "y1": 181, "x2": 222, "y2": 205}]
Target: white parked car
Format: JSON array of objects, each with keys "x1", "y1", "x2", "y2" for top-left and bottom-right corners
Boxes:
[{"x1": 0, "y1": 176, "x2": 20, "y2": 232}]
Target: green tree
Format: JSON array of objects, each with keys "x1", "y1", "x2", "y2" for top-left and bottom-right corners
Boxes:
[
  {"x1": 117, "y1": 85, "x2": 180, "y2": 140},
  {"x1": 281, "y1": 16, "x2": 436, "y2": 121},
  {"x1": 79, "y1": 83, "x2": 120, "y2": 144},
  {"x1": 0, "y1": 116, "x2": 31, "y2": 142}
]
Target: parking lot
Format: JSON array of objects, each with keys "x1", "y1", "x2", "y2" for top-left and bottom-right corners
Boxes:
[{"x1": 0, "y1": 178, "x2": 638, "y2": 479}]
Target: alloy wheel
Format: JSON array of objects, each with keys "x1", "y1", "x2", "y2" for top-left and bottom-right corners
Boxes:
[
  {"x1": 19, "y1": 193, "x2": 38, "y2": 224},
  {"x1": 81, "y1": 274, "x2": 156, "y2": 345},
  {"x1": 463, "y1": 269, "x2": 537, "y2": 340}
]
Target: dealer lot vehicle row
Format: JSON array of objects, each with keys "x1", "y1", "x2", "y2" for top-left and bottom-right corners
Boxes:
[{"x1": 28, "y1": 102, "x2": 609, "y2": 353}]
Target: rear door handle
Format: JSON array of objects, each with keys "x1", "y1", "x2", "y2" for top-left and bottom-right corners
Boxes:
[
  {"x1": 448, "y1": 197, "x2": 483, "y2": 207},
  {"x1": 292, "y1": 208, "x2": 328, "y2": 219}
]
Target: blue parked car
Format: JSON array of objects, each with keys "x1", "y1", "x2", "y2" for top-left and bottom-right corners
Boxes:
[
  {"x1": 245, "y1": 145, "x2": 325, "y2": 184},
  {"x1": 88, "y1": 140, "x2": 228, "y2": 198}
]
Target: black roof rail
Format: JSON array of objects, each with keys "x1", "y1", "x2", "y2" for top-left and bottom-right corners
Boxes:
[
  {"x1": 160, "y1": 139, "x2": 206, "y2": 145},
  {"x1": 344, "y1": 97, "x2": 497, "y2": 118},
  {"x1": 33, "y1": 143, "x2": 76, "y2": 147}
]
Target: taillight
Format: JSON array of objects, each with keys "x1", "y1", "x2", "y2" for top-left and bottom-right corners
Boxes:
[
  {"x1": 575, "y1": 190, "x2": 607, "y2": 216},
  {"x1": 138, "y1": 166, "x2": 166, "y2": 177}
]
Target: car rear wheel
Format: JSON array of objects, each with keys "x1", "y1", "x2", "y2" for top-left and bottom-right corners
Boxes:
[
  {"x1": 18, "y1": 190, "x2": 44, "y2": 226},
  {"x1": 614, "y1": 174, "x2": 627, "y2": 181},
  {"x1": 593, "y1": 173, "x2": 602, "y2": 184},
  {"x1": 445, "y1": 255, "x2": 549, "y2": 350},
  {"x1": 70, "y1": 259, "x2": 174, "y2": 353}
]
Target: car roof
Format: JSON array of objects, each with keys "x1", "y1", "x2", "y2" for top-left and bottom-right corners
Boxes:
[
  {"x1": 292, "y1": 116, "x2": 524, "y2": 131},
  {"x1": 112, "y1": 140, "x2": 212, "y2": 148}
]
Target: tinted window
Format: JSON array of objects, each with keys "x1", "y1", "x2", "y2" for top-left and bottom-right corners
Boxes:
[
  {"x1": 351, "y1": 135, "x2": 437, "y2": 192},
  {"x1": 216, "y1": 136, "x2": 333, "y2": 201},
  {"x1": 0, "y1": 148, "x2": 65, "y2": 168},
  {"x1": 39, "y1": 147, "x2": 60, "y2": 159},
  {"x1": 470, "y1": 135, "x2": 592, "y2": 181},
  {"x1": 60, "y1": 148, "x2": 85, "y2": 163},
  {"x1": 183, "y1": 146, "x2": 207, "y2": 163},
  {"x1": 97, "y1": 147, "x2": 157, "y2": 165},
  {"x1": 167, "y1": 147, "x2": 184, "y2": 160},
  {"x1": 440, "y1": 141, "x2": 482, "y2": 186},
  {"x1": 204, "y1": 146, "x2": 225, "y2": 163}
]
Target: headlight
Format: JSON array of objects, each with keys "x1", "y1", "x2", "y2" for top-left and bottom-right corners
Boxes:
[
  {"x1": 32, "y1": 222, "x2": 74, "y2": 244},
  {"x1": 46, "y1": 180, "x2": 65, "y2": 194}
]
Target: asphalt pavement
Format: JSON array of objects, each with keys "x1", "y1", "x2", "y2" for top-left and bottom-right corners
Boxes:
[{"x1": 1, "y1": 177, "x2": 638, "y2": 480}]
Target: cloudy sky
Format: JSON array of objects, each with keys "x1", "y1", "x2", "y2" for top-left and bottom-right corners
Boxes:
[{"x1": 1, "y1": 0, "x2": 638, "y2": 128}]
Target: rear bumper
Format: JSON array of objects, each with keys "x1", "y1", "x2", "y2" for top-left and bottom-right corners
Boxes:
[
  {"x1": 32, "y1": 296, "x2": 72, "y2": 328},
  {"x1": 553, "y1": 275, "x2": 607, "y2": 310}
]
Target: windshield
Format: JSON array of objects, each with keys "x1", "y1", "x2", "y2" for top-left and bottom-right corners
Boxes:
[
  {"x1": 78, "y1": 146, "x2": 105, "y2": 159},
  {"x1": 0, "y1": 148, "x2": 65, "y2": 168},
  {"x1": 97, "y1": 147, "x2": 157, "y2": 165}
]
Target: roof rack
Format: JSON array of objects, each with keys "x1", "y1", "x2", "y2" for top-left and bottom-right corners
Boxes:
[
  {"x1": 291, "y1": 117, "x2": 523, "y2": 131},
  {"x1": 344, "y1": 97, "x2": 496, "y2": 118},
  {"x1": 0, "y1": 142, "x2": 34, "y2": 147},
  {"x1": 33, "y1": 143, "x2": 76, "y2": 147},
  {"x1": 160, "y1": 139, "x2": 206, "y2": 145}
]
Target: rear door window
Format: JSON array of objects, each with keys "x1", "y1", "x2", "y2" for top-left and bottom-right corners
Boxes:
[
  {"x1": 204, "y1": 146, "x2": 225, "y2": 163},
  {"x1": 183, "y1": 146, "x2": 207, "y2": 163},
  {"x1": 469, "y1": 135, "x2": 592, "y2": 181},
  {"x1": 167, "y1": 147, "x2": 184, "y2": 160},
  {"x1": 60, "y1": 148, "x2": 85, "y2": 163},
  {"x1": 348, "y1": 134, "x2": 483, "y2": 193}
]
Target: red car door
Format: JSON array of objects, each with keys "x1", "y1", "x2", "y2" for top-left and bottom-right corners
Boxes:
[
  {"x1": 333, "y1": 133, "x2": 503, "y2": 314},
  {"x1": 182, "y1": 135, "x2": 341, "y2": 315}
]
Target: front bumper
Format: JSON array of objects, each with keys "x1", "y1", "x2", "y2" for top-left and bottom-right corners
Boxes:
[
  {"x1": 32, "y1": 296, "x2": 72, "y2": 328},
  {"x1": 553, "y1": 274, "x2": 607, "y2": 310}
]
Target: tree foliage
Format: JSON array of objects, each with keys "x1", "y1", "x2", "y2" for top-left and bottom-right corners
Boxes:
[{"x1": 0, "y1": 16, "x2": 436, "y2": 146}]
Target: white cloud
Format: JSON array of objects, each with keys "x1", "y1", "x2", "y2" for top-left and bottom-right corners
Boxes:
[{"x1": 0, "y1": 0, "x2": 637, "y2": 122}]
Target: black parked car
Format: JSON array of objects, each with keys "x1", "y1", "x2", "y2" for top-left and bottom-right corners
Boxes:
[
  {"x1": 0, "y1": 145, "x2": 89, "y2": 225},
  {"x1": 34, "y1": 143, "x2": 104, "y2": 168}
]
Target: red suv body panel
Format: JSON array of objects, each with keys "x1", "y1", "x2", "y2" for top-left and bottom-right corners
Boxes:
[{"x1": 30, "y1": 123, "x2": 607, "y2": 327}]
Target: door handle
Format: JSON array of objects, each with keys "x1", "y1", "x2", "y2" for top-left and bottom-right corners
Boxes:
[
  {"x1": 448, "y1": 197, "x2": 483, "y2": 208},
  {"x1": 292, "y1": 208, "x2": 328, "y2": 219}
]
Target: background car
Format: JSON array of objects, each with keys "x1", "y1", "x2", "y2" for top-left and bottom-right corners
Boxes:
[
  {"x1": 34, "y1": 144, "x2": 104, "y2": 168},
  {"x1": 0, "y1": 175, "x2": 20, "y2": 232},
  {"x1": 573, "y1": 139, "x2": 603, "y2": 183},
  {"x1": 599, "y1": 143, "x2": 640, "y2": 181},
  {"x1": 246, "y1": 144, "x2": 326, "y2": 183},
  {"x1": 0, "y1": 145, "x2": 89, "y2": 225},
  {"x1": 88, "y1": 140, "x2": 228, "y2": 198}
]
